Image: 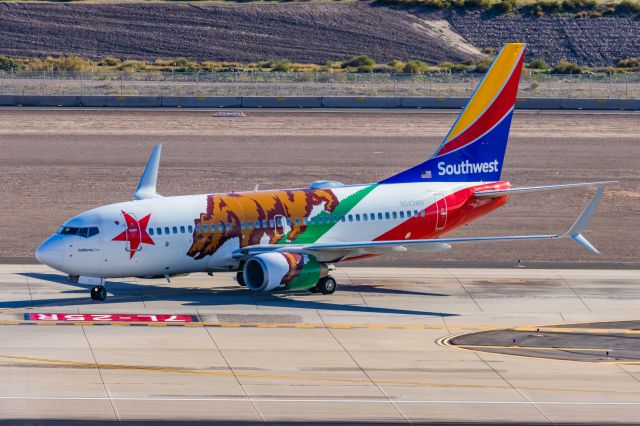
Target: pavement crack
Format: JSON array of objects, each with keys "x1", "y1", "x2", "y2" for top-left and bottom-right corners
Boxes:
[
  {"x1": 80, "y1": 325, "x2": 121, "y2": 425},
  {"x1": 551, "y1": 269, "x2": 592, "y2": 313},
  {"x1": 198, "y1": 308, "x2": 265, "y2": 424},
  {"x1": 473, "y1": 352, "x2": 556, "y2": 425},
  {"x1": 445, "y1": 268, "x2": 483, "y2": 313},
  {"x1": 318, "y1": 315, "x2": 410, "y2": 424}
]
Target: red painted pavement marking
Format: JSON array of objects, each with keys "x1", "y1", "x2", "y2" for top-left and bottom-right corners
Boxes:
[{"x1": 24, "y1": 313, "x2": 198, "y2": 323}]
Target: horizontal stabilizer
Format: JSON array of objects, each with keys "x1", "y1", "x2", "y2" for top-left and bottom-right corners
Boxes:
[
  {"x1": 134, "y1": 144, "x2": 163, "y2": 200},
  {"x1": 474, "y1": 181, "x2": 617, "y2": 198}
]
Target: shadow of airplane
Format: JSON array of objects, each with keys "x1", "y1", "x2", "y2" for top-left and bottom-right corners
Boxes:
[{"x1": 11, "y1": 272, "x2": 458, "y2": 317}]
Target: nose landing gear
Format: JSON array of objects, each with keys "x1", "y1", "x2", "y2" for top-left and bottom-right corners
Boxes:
[{"x1": 90, "y1": 285, "x2": 108, "y2": 301}]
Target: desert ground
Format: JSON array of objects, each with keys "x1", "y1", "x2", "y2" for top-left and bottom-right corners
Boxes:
[
  {"x1": 0, "y1": 3, "x2": 639, "y2": 66},
  {"x1": 0, "y1": 108, "x2": 638, "y2": 265}
]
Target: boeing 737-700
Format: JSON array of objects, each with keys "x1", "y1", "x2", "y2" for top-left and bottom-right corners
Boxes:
[{"x1": 35, "y1": 43, "x2": 613, "y2": 301}]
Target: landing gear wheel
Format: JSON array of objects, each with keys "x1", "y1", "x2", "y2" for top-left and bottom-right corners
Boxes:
[
  {"x1": 236, "y1": 271, "x2": 246, "y2": 286},
  {"x1": 316, "y1": 276, "x2": 337, "y2": 295},
  {"x1": 90, "y1": 286, "x2": 107, "y2": 301}
]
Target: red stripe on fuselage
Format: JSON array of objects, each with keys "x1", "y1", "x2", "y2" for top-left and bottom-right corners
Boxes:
[
  {"x1": 373, "y1": 182, "x2": 510, "y2": 242},
  {"x1": 436, "y1": 54, "x2": 525, "y2": 157}
]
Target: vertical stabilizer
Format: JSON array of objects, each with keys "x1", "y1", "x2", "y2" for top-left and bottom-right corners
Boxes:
[{"x1": 381, "y1": 43, "x2": 526, "y2": 184}]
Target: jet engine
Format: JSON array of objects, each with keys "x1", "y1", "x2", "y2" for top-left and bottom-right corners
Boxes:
[{"x1": 243, "y1": 252, "x2": 328, "y2": 292}]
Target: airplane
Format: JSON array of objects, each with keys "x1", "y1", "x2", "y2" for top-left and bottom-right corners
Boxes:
[{"x1": 35, "y1": 43, "x2": 614, "y2": 301}]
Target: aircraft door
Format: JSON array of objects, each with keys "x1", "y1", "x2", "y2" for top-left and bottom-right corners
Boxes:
[
  {"x1": 434, "y1": 193, "x2": 448, "y2": 231},
  {"x1": 274, "y1": 215, "x2": 286, "y2": 237}
]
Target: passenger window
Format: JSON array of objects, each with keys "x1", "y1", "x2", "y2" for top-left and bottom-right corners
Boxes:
[
  {"x1": 295, "y1": 218, "x2": 300, "y2": 226},
  {"x1": 370, "y1": 213, "x2": 375, "y2": 221},
  {"x1": 188, "y1": 225, "x2": 193, "y2": 233},
  {"x1": 407, "y1": 210, "x2": 411, "y2": 217},
  {"x1": 341, "y1": 216, "x2": 346, "y2": 222},
  {"x1": 203, "y1": 224, "x2": 208, "y2": 232},
  {"x1": 157, "y1": 227, "x2": 163, "y2": 235},
  {"x1": 392, "y1": 212, "x2": 397, "y2": 219},
  {"x1": 149, "y1": 228, "x2": 155, "y2": 236},
  {"x1": 256, "y1": 220, "x2": 261, "y2": 229},
  {"x1": 262, "y1": 220, "x2": 268, "y2": 228},
  {"x1": 180, "y1": 226, "x2": 185, "y2": 233},
  {"x1": 195, "y1": 225, "x2": 200, "y2": 232},
  {"x1": 286, "y1": 218, "x2": 291, "y2": 226},
  {"x1": 399, "y1": 211, "x2": 405, "y2": 219},
  {"x1": 302, "y1": 217, "x2": 308, "y2": 225},
  {"x1": 269, "y1": 220, "x2": 274, "y2": 227},
  {"x1": 414, "y1": 210, "x2": 419, "y2": 217},
  {"x1": 219, "y1": 223, "x2": 224, "y2": 231},
  {"x1": 164, "y1": 227, "x2": 170, "y2": 235},
  {"x1": 226, "y1": 222, "x2": 231, "y2": 230},
  {"x1": 173, "y1": 226, "x2": 178, "y2": 234},
  {"x1": 248, "y1": 221, "x2": 253, "y2": 229},
  {"x1": 241, "y1": 222, "x2": 245, "y2": 230},
  {"x1": 348, "y1": 215, "x2": 353, "y2": 222},
  {"x1": 378, "y1": 212, "x2": 383, "y2": 220},
  {"x1": 310, "y1": 217, "x2": 315, "y2": 225},
  {"x1": 420, "y1": 210, "x2": 426, "y2": 217}
]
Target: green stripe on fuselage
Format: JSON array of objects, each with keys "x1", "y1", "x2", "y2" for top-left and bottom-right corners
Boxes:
[{"x1": 278, "y1": 184, "x2": 377, "y2": 245}]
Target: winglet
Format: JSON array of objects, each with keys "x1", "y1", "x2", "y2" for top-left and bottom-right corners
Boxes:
[
  {"x1": 560, "y1": 186, "x2": 606, "y2": 254},
  {"x1": 134, "y1": 144, "x2": 163, "y2": 200}
]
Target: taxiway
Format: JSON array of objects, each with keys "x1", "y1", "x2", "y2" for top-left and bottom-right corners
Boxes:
[{"x1": 0, "y1": 265, "x2": 639, "y2": 424}]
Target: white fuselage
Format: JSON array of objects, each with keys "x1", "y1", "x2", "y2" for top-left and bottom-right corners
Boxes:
[{"x1": 36, "y1": 180, "x2": 507, "y2": 279}]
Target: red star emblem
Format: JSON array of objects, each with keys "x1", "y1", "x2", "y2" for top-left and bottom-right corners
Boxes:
[{"x1": 112, "y1": 211, "x2": 154, "y2": 258}]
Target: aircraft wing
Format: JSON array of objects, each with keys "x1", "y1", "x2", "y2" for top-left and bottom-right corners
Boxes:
[{"x1": 234, "y1": 186, "x2": 606, "y2": 260}]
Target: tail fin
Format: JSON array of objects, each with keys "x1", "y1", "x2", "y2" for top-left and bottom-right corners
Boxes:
[{"x1": 381, "y1": 43, "x2": 526, "y2": 184}]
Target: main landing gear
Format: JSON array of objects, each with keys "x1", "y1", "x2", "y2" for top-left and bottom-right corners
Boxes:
[
  {"x1": 236, "y1": 271, "x2": 246, "y2": 286},
  {"x1": 310, "y1": 275, "x2": 337, "y2": 295},
  {"x1": 90, "y1": 285, "x2": 108, "y2": 301}
]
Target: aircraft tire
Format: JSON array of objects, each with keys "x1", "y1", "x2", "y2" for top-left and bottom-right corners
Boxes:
[
  {"x1": 236, "y1": 271, "x2": 246, "y2": 286},
  {"x1": 317, "y1": 276, "x2": 337, "y2": 295},
  {"x1": 91, "y1": 286, "x2": 107, "y2": 301}
]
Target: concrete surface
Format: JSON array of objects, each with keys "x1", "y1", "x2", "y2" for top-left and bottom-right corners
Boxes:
[{"x1": 1, "y1": 265, "x2": 640, "y2": 424}]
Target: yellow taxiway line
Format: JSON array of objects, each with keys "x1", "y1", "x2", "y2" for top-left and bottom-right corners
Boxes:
[{"x1": 2, "y1": 353, "x2": 640, "y2": 396}]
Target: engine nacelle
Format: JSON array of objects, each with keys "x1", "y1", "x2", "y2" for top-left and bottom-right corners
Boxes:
[{"x1": 243, "y1": 252, "x2": 326, "y2": 292}]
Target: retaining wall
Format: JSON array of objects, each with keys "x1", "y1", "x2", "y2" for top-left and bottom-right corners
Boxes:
[{"x1": 0, "y1": 95, "x2": 637, "y2": 110}]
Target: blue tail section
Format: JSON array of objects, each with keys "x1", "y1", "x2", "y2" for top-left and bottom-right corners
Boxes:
[{"x1": 380, "y1": 43, "x2": 526, "y2": 184}]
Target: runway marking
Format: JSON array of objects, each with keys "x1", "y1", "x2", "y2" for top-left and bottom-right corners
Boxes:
[
  {"x1": 3, "y1": 354, "x2": 640, "y2": 396},
  {"x1": 0, "y1": 396, "x2": 639, "y2": 405},
  {"x1": 457, "y1": 344, "x2": 612, "y2": 352}
]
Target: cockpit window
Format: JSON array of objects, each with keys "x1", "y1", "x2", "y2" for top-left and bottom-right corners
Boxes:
[{"x1": 57, "y1": 226, "x2": 99, "y2": 238}]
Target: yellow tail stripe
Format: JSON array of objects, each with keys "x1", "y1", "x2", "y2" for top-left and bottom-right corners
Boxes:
[{"x1": 446, "y1": 43, "x2": 525, "y2": 143}]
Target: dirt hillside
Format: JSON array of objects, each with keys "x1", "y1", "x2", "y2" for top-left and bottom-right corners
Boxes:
[{"x1": 0, "y1": 2, "x2": 638, "y2": 66}]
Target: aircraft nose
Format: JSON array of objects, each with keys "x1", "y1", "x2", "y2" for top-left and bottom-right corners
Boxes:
[{"x1": 35, "y1": 236, "x2": 65, "y2": 270}]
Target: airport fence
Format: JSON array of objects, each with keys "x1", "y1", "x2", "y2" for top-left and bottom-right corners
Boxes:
[{"x1": 0, "y1": 70, "x2": 639, "y2": 99}]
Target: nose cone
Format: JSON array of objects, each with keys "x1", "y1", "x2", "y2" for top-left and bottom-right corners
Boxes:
[{"x1": 35, "y1": 236, "x2": 65, "y2": 270}]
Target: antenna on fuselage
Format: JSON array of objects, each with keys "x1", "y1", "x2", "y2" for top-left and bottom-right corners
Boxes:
[{"x1": 134, "y1": 144, "x2": 163, "y2": 200}]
